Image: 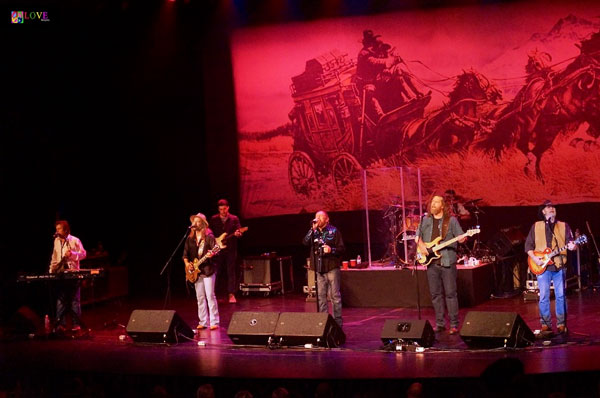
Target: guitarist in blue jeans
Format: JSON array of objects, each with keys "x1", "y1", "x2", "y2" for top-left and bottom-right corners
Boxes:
[
  {"x1": 416, "y1": 195, "x2": 466, "y2": 335},
  {"x1": 525, "y1": 200, "x2": 575, "y2": 335}
]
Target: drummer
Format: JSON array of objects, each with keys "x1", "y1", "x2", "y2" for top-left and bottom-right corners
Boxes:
[{"x1": 444, "y1": 189, "x2": 471, "y2": 223}]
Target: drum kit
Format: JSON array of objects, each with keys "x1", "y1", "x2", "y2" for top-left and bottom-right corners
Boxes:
[
  {"x1": 380, "y1": 197, "x2": 489, "y2": 267},
  {"x1": 381, "y1": 202, "x2": 421, "y2": 268}
]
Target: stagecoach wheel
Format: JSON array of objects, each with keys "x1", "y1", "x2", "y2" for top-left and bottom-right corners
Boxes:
[
  {"x1": 332, "y1": 153, "x2": 362, "y2": 190},
  {"x1": 288, "y1": 151, "x2": 317, "y2": 196}
]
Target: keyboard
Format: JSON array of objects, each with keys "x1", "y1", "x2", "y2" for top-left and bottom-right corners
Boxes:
[{"x1": 17, "y1": 268, "x2": 105, "y2": 282}]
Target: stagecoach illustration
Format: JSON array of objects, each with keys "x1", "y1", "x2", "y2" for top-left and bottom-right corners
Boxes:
[{"x1": 287, "y1": 50, "x2": 431, "y2": 194}]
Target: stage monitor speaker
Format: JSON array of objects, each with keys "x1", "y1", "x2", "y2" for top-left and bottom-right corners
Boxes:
[
  {"x1": 380, "y1": 319, "x2": 435, "y2": 347},
  {"x1": 227, "y1": 311, "x2": 280, "y2": 345},
  {"x1": 459, "y1": 311, "x2": 534, "y2": 348},
  {"x1": 126, "y1": 310, "x2": 194, "y2": 344},
  {"x1": 273, "y1": 312, "x2": 345, "y2": 348}
]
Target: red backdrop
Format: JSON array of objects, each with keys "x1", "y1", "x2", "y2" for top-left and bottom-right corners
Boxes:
[{"x1": 232, "y1": 1, "x2": 600, "y2": 218}]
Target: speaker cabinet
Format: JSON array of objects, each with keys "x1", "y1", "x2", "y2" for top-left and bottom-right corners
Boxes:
[
  {"x1": 242, "y1": 256, "x2": 281, "y2": 284},
  {"x1": 459, "y1": 311, "x2": 534, "y2": 348},
  {"x1": 273, "y1": 312, "x2": 345, "y2": 348},
  {"x1": 380, "y1": 319, "x2": 435, "y2": 347},
  {"x1": 227, "y1": 312, "x2": 280, "y2": 345},
  {"x1": 126, "y1": 310, "x2": 194, "y2": 344}
]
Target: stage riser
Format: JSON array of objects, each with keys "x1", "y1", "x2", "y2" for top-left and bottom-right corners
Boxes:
[{"x1": 341, "y1": 264, "x2": 494, "y2": 307}]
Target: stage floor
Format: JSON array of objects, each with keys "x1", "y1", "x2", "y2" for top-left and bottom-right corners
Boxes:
[{"x1": 3, "y1": 287, "x2": 600, "y2": 396}]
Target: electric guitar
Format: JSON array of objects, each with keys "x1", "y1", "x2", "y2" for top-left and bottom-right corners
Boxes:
[
  {"x1": 215, "y1": 227, "x2": 248, "y2": 249},
  {"x1": 185, "y1": 246, "x2": 220, "y2": 283},
  {"x1": 416, "y1": 228, "x2": 480, "y2": 266},
  {"x1": 528, "y1": 234, "x2": 587, "y2": 275}
]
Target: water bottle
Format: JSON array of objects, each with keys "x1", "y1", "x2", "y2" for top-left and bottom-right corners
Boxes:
[
  {"x1": 44, "y1": 314, "x2": 51, "y2": 335},
  {"x1": 356, "y1": 255, "x2": 361, "y2": 266}
]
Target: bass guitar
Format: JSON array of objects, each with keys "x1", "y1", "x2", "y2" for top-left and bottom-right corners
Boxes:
[
  {"x1": 216, "y1": 226, "x2": 248, "y2": 249},
  {"x1": 528, "y1": 234, "x2": 587, "y2": 275},
  {"x1": 185, "y1": 246, "x2": 220, "y2": 283},
  {"x1": 416, "y1": 228, "x2": 480, "y2": 266}
]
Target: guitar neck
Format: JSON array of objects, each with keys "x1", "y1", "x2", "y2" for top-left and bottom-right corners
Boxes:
[
  {"x1": 546, "y1": 236, "x2": 586, "y2": 257},
  {"x1": 433, "y1": 233, "x2": 468, "y2": 251}
]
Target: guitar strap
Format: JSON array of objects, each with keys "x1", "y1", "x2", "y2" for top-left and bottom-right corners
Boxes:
[
  {"x1": 441, "y1": 215, "x2": 450, "y2": 240},
  {"x1": 197, "y1": 239, "x2": 205, "y2": 258},
  {"x1": 550, "y1": 222, "x2": 568, "y2": 268}
]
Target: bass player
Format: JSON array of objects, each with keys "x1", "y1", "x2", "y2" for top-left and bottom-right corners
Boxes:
[{"x1": 415, "y1": 195, "x2": 467, "y2": 335}]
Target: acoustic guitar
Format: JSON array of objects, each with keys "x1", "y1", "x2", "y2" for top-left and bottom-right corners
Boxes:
[
  {"x1": 528, "y1": 234, "x2": 587, "y2": 275},
  {"x1": 185, "y1": 246, "x2": 220, "y2": 283},
  {"x1": 416, "y1": 228, "x2": 480, "y2": 266},
  {"x1": 215, "y1": 226, "x2": 248, "y2": 249}
]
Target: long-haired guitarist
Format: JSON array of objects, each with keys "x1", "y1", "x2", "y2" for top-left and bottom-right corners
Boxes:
[
  {"x1": 525, "y1": 200, "x2": 576, "y2": 335},
  {"x1": 415, "y1": 195, "x2": 467, "y2": 335},
  {"x1": 183, "y1": 213, "x2": 220, "y2": 330}
]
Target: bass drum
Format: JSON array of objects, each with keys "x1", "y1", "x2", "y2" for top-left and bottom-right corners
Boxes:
[{"x1": 396, "y1": 230, "x2": 417, "y2": 265}]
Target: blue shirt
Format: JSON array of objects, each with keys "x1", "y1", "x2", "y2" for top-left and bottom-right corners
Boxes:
[{"x1": 416, "y1": 215, "x2": 464, "y2": 267}]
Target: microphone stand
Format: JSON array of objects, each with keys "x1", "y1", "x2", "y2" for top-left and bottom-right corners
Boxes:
[
  {"x1": 310, "y1": 226, "x2": 322, "y2": 314},
  {"x1": 160, "y1": 226, "x2": 191, "y2": 309}
]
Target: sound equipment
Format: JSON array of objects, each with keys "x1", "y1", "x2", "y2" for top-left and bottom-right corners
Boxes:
[
  {"x1": 459, "y1": 311, "x2": 534, "y2": 348},
  {"x1": 273, "y1": 312, "x2": 345, "y2": 347},
  {"x1": 126, "y1": 310, "x2": 194, "y2": 344},
  {"x1": 227, "y1": 312, "x2": 280, "y2": 345},
  {"x1": 488, "y1": 231, "x2": 519, "y2": 257},
  {"x1": 380, "y1": 319, "x2": 435, "y2": 347},
  {"x1": 242, "y1": 255, "x2": 282, "y2": 285}
]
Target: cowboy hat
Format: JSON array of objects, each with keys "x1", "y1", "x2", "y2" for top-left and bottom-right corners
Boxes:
[
  {"x1": 537, "y1": 199, "x2": 555, "y2": 220},
  {"x1": 189, "y1": 212, "x2": 208, "y2": 227}
]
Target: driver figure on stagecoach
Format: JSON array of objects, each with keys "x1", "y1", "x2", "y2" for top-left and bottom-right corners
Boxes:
[{"x1": 355, "y1": 29, "x2": 424, "y2": 122}]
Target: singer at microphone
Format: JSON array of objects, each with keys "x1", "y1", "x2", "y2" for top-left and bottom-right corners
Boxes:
[
  {"x1": 525, "y1": 199, "x2": 575, "y2": 335},
  {"x1": 302, "y1": 210, "x2": 345, "y2": 329}
]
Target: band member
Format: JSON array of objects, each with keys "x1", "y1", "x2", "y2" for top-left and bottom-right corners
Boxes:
[
  {"x1": 525, "y1": 200, "x2": 575, "y2": 334},
  {"x1": 444, "y1": 189, "x2": 471, "y2": 223},
  {"x1": 49, "y1": 220, "x2": 87, "y2": 332},
  {"x1": 209, "y1": 199, "x2": 242, "y2": 303},
  {"x1": 302, "y1": 211, "x2": 345, "y2": 328},
  {"x1": 184, "y1": 213, "x2": 220, "y2": 330},
  {"x1": 415, "y1": 195, "x2": 466, "y2": 334}
]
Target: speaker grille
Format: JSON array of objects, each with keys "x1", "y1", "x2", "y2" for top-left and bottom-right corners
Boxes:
[
  {"x1": 459, "y1": 311, "x2": 534, "y2": 348},
  {"x1": 227, "y1": 311, "x2": 280, "y2": 345}
]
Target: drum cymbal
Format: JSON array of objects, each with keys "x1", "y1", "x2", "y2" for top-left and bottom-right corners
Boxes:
[
  {"x1": 463, "y1": 198, "x2": 483, "y2": 206},
  {"x1": 390, "y1": 204, "x2": 419, "y2": 209}
]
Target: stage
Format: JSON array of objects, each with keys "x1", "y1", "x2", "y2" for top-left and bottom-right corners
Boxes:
[
  {"x1": 341, "y1": 263, "x2": 495, "y2": 307},
  {"x1": 2, "y1": 286, "x2": 600, "y2": 397}
]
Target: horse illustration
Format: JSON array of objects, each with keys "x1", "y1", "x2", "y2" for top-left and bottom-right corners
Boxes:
[
  {"x1": 380, "y1": 69, "x2": 502, "y2": 158},
  {"x1": 479, "y1": 32, "x2": 600, "y2": 180}
]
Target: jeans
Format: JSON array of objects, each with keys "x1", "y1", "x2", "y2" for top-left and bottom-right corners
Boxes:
[
  {"x1": 216, "y1": 251, "x2": 238, "y2": 295},
  {"x1": 537, "y1": 269, "x2": 566, "y2": 327},
  {"x1": 316, "y1": 268, "x2": 342, "y2": 327},
  {"x1": 56, "y1": 281, "x2": 81, "y2": 327},
  {"x1": 426, "y1": 264, "x2": 459, "y2": 328},
  {"x1": 194, "y1": 273, "x2": 219, "y2": 327}
]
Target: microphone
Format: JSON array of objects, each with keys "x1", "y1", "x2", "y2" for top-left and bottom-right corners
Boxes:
[
  {"x1": 311, "y1": 218, "x2": 318, "y2": 224},
  {"x1": 53, "y1": 232, "x2": 60, "y2": 238}
]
